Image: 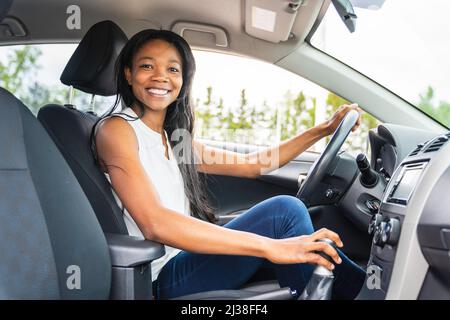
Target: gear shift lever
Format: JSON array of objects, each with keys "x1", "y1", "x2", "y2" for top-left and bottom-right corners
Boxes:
[{"x1": 298, "y1": 238, "x2": 336, "y2": 300}]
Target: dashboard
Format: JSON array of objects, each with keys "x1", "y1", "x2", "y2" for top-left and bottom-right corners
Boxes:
[
  {"x1": 354, "y1": 127, "x2": 450, "y2": 300},
  {"x1": 369, "y1": 124, "x2": 438, "y2": 181}
]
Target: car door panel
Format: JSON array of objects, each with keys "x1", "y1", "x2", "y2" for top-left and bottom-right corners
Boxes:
[{"x1": 200, "y1": 139, "x2": 317, "y2": 218}]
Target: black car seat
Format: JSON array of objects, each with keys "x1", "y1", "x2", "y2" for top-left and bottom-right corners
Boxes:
[
  {"x1": 37, "y1": 20, "x2": 291, "y2": 299},
  {"x1": 0, "y1": 87, "x2": 110, "y2": 299},
  {"x1": 0, "y1": 86, "x2": 168, "y2": 299},
  {"x1": 0, "y1": 0, "x2": 111, "y2": 300}
]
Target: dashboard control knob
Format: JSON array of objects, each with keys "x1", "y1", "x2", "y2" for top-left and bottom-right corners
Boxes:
[
  {"x1": 368, "y1": 213, "x2": 382, "y2": 235},
  {"x1": 381, "y1": 222, "x2": 391, "y2": 244},
  {"x1": 385, "y1": 218, "x2": 401, "y2": 246},
  {"x1": 373, "y1": 221, "x2": 386, "y2": 246},
  {"x1": 372, "y1": 217, "x2": 401, "y2": 247}
]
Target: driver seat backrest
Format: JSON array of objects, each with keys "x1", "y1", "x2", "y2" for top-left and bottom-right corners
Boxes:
[{"x1": 38, "y1": 20, "x2": 128, "y2": 235}]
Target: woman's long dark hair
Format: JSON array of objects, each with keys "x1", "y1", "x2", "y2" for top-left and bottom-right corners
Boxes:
[{"x1": 91, "y1": 29, "x2": 216, "y2": 223}]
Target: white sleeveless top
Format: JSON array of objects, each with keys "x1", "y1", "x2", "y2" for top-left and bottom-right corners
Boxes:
[{"x1": 103, "y1": 107, "x2": 190, "y2": 281}]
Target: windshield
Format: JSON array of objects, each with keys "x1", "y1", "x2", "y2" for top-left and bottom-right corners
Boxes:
[{"x1": 310, "y1": 0, "x2": 450, "y2": 128}]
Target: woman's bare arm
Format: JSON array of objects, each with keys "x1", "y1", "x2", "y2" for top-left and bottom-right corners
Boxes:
[
  {"x1": 194, "y1": 104, "x2": 362, "y2": 178},
  {"x1": 194, "y1": 123, "x2": 327, "y2": 178}
]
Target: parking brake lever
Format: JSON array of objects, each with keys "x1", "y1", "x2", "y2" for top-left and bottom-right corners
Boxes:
[{"x1": 298, "y1": 239, "x2": 336, "y2": 300}]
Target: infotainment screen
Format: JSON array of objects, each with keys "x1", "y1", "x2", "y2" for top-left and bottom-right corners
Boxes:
[{"x1": 387, "y1": 164, "x2": 425, "y2": 205}]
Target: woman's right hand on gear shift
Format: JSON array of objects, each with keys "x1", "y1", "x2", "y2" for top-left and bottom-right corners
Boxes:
[{"x1": 264, "y1": 228, "x2": 343, "y2": 270}]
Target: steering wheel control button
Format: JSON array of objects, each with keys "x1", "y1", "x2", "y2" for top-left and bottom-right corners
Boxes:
[{"x1": 356, "y1": 153, "x2": 380, "y2": 188}]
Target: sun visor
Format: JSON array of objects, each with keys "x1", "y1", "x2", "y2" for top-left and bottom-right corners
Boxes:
[{"x1": 245, "y1": 0, "x2": 304, "y2": 43}]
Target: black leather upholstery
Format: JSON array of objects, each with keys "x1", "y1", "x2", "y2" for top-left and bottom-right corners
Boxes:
[
  {"x1": 60, "y1": 20, "x2": 127, "y2": 96},
  {"x1": 0, "y1": 88, "x2": 111, "y2": 299},
  {"x1": 38, "y1": 105, "x2": 128, "y2": 234}
]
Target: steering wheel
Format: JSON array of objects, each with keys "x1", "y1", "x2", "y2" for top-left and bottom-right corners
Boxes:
[{"x1": 296, "y1": 109, "x2": 360, "y2": 207}]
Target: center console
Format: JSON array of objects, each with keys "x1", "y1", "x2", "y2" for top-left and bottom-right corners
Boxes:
[
  {"x1": 357, "y1": 132, "x2": 450, "y2": 300},
  {"x1": 365, "y1": 161, "x2": 427, "y2": 297}
]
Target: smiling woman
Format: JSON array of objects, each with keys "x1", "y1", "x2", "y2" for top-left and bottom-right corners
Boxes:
[{"x1": 89, "y1": 27, "x2": 366, "y2": 300}]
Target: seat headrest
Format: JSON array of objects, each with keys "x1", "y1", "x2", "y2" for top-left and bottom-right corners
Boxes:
[
  {"x1": 60, "y1": 20, "x2": 128, "y2": 96},
  {"x1": 0, "y1": 0, "x2": 13, "y2": 22}
]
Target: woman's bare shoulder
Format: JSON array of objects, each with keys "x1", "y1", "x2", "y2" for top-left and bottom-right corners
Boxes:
[
  {"x1": 96, "y1": 116, "x2": 138, "y2": 141},
  {"x1": 95, "y1": 117, "x2": 139, "y2": 167},
  {"x1": 97, "y1": 115, "x2": 133, "y2": 134}
]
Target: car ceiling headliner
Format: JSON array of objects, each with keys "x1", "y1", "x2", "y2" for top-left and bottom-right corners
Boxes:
[{"x1": 4, "y1": 0, "x2": 326, "y2": 63}]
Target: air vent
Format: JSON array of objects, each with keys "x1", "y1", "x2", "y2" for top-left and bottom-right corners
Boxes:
[
  {"x1": 410, "y1": 140, "x2": 429, "y2": 156},
  {"x1": 409, "y1": 145, "x2": 423, "y2": 156},
  {"x1": 424, "y1": 136, "x2": 449, "y2": 153}
]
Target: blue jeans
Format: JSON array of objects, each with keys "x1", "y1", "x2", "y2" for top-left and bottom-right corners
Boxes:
[{"x1": 154, "y1": 195, "x2": 366, "y2": 300}]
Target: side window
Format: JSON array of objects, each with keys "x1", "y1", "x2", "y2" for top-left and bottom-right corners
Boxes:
[
  {"x1": 0, "y1": 45, "x2": 380, "y2": 157},
  {"x1": 192, "y1": 50, "x2": 381, "y2": 156},
  {"x1": 0, "y1": 44, "x2": 115, "y2": 115}
]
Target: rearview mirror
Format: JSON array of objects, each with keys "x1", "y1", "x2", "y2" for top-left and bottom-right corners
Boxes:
[
  {"x1": 351, "y1": 0, "x2": 385, "y2": 10},
  {"x1": 331, "y1": 0, "x2": 357, "y2": 33}
]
